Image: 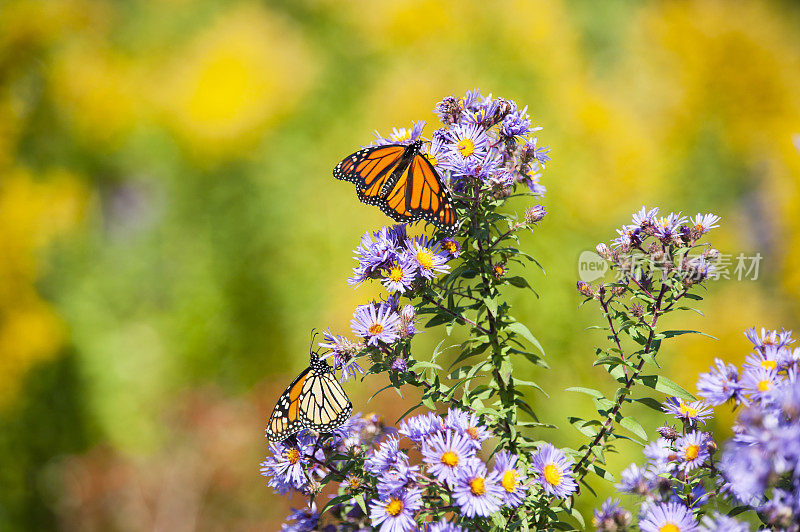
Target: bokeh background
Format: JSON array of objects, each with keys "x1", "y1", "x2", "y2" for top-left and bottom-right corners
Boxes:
[{"x1": 1, "y1": 0, "x2": 799, "y2": 529}]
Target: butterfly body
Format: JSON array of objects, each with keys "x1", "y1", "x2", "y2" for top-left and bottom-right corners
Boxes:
[
  {"x1": 333, "y1": 141, "x2": 457, "y2": 234},
  {"x1": 266, "y1": 351, "x2": 352, "y2": 442}
]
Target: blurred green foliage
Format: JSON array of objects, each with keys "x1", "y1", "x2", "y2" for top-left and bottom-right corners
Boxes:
[{"x1": 0, "y1": 0, "x2": 799, "y2": 529}]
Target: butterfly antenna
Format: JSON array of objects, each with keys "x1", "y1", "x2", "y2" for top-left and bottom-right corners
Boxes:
[{"x1": 309, "y1": 328, "x2": 321, "y2": 362}]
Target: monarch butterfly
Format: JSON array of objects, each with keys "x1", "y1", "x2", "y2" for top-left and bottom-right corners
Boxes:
[
  {"x1": 266, "y1": 349, "x2": 352, "y2": 443},
  {"x1": 333, "y1": 140, "x2": 458, "y2": 234}
]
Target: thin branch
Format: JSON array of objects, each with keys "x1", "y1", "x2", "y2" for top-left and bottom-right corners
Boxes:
[{"x1": 421, "y1": 293, "x2": 489, "y2": 335}]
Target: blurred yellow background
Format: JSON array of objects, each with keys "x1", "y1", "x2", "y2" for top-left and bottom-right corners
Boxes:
[{"x1": 1, "y1": 0, "x2": 799, "y2": 529}]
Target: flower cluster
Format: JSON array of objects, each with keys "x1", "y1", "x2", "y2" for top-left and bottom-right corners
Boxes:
[
  {"x1": 376, "y1": 89, "x2": 550, "y2": 197},
  {"x1": 584, "y1": 206, "x2": 721, "y2": 298},
  {"x1": 591, "y1": 326, "x2": 800, "y2": 532},
  {"x1": 261, "y1": 408, "x2": 577, "y2": 531}
]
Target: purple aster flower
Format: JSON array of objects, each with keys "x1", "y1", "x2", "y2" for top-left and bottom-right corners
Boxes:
[
  {"x1": 592, "y1": 499, "x2": 632, "y2": 532},
  {"x1": 744, "y1": 345, "x2": 787, "y2": 373},
  {"x1": 260, "y1": 436, "x2": 312, "y2": 494},
  {"x1": 643, "y1": 438, "x2": 676, "y2": 475},
  {"x1": 365, "y1": 436, "x2": 407, "y2": 475},
  {"x1": 689, "y1": 213, "x2": 721, "y2": 235},
  {"x1": 531, "y1": 443, "x2": 578, "y2": 498},
  {"x1": 373, "y1": 121, "x2": 425, "y2": 146},
  {"x1": 696, "y1": 358, "x2": 742, "y2": 406},
  {"x1": 443, "y1": 408, "x2": 490, "y2": 450},
  {"x1": 718, "y1": 442, "x2": 770, "y2": 505},
  {"x1": 654, "y1": 212, "x2": 688, "y2": 243},
  {"x1": 662, "y1": 397, "x2": 714, "y2": 426},
  {"x1": 440, "y1": 238, "x2": 461, "y2": 258},
  {"x1": 369, "y1": 487, "x2": 422, "y2": 532},
  {"x1": 675, "y1": 431, "x2": 709, "y2": 472},
  {"x1": 632, "y1": 206, "x2": 659, "y2": 228},
  {"x1": 377, "y1": 463, "x2": 419, "y2": 500},
  {"x1": 398, "y1": 411, "x2": 442, "y2": 443},
  {"x1": 318, "y1": 330, "x2": 365, "y2": 382},
  {"x1": 741, "y1": 366, "x2": 780, "y2": 402},
  {"x1": 451, "y1": 458, "x2": 504, "y2": 518},
  {"x1": 698, "y1": 512, "x2": 749, "y2": 532},
  {"x1": 281, "y1": 504, "x2": 319, "y2": 532},
  {"x1": 500, "y1": 106, "x2": 531, "y2": 137},
  {"x1": 444, "y1": 123, "x2": 489, "y2": 164},
  {"x1": 639, "y1": 502, "x2": 699, "y2": 532},
  {"x1": 381, "y1": 256, "x2": 418, "y2": 294},
  {"x1": 744, "y1": 327, "x2": 794, "y2": 350},
  {"x1": 421, "y1": 429, "x2": 476, "y2": 487},
  {"x1": 349, "y1": 227, "x2": 401, "y2": 286},
  {"x1": 351, "y1": 303, "x2": 401, "y2": 346},
  {"x1": 617, "y1": 463, "x2": 653, "y2": 496},
  {"x1": 492, "y1": 450, "x2": 528, "y2": 508},
  {"x1": 404, "y1": 236, "x2": 450, "y2": 280},
  {"x1": 758, "y1": 488, "x2": 799, "y2": 529},
  {"x1": 460, "y1": 88, "x2": 484, "y2": 111}
]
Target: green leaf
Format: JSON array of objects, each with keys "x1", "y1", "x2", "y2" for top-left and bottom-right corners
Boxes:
[
  {"x1": 506, "y1": 321, "x2": 545, "y2": 356},
  {"x1": 639, "y1": 374, "x2": 696, "y2": 401},
  {"x1": 586, "y1": 464, "x2": 615, "y2": 482},
  {"x1": 618, "y1": 416, "x2": 648, "y2": 440},
  {"x1": 354, "y1": 493, "x2": 367, "y2": 515},
  {"x1": 565, "y1": 387, "x2": 605, "y2": 398},
  {"x1": 632, "y1": 396, "x2": 664, "y2": 411},
  {"x1": 320, "y1": 494, "x2": 351, "y2": 516},
  {"x1": 659, "y1": 329, "x2": 718, "y2": 340}
]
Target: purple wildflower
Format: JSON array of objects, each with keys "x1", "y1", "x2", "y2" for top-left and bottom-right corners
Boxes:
[
  {"x1": 421, "y1": 429, "x2": 475, "y2": 487},
  {"x1": 690, "y1": 213, "x2": 721, "y2": 235},
  {"x1": 369, "y1": 487, "x2": 422, "y2": 532},
  {"x1": 318, "y1": 330, "x2": 364, "y2": 382},
  {"x1": 744, "y1": 327, "x2": 794, "y2": 350},
  {"x1": 351, "y1": 303, "x2": 401, "y2": 346},
  {"x1": 639, "y1": 502, "x2": 699, "y2": 532},
  {"x1": 500, "y1": 106, "x2": 531, "y2": 137},
  {"x1": 643, "y1": 438, "x2": 676, "y2": 475},
  {"x1": 281, "y1": 504, "x2": 319, "y2": 532},
  {"x1": 531, "y1": 443, "x2": 577, "y2": 498},
  {"x1": 617, "y1": 463, "x2": 652, "y2": 496},
  {"x1": 260, "y1": 436, "x2": 313, "y2": 494},
  {"x1": 592, "y1": 499, "x2": 632, "y2": 532},
  {"x1": 741, "y1": 366, "x2": 780, "y2": 402},
  {"x1": 440, "y1": 238, "x2": 461, "y2": 258},
  {"x1": 373, "y1": 121, "x2": 425, "y2": 146},
  {"x1": 398, "y1": 412, "x2": 442, "y2": 444},
  {"x1": 696, "y1": 358, "x2": 742, "y2": 405},
  {"x1": 404, "y1": 236, "x2": 450, "y2": 280},
  {"x1": 444, "y1": 123, "x2": 489, "y2": 164},
  {"x1": 675, "y1": 431, "x2": 709, "y2": 472},
  {"x1": 662, "y1": 397, "x2": 714, "y2": 425},
  {"x1": 365, "y1": 436, "x2": 407, "y2": 475},
  {"x1": 492, "y1": 450, "x2": 528, "y2": 508},
  {"x1": 381, "y1": 256, "x2": 418, "y2": 294},
  {"x1": 443, "y1": 408, "x2": 490, "y2": 450},
  {"x1": 377, "y1": 463, "x2": 419, "y2": 500},
  {"x1": 398, "y1": 304, "x2": 417, "y2": 338},
  {"x1": 425, "y1": 522, "x2": 467, "y2": 532},
  {"x1": 451, "y1": 458, "x2": 504, "y2": 518},
  {"x1": 698, "y1": 513, "x2": 749, "y2": 532}
]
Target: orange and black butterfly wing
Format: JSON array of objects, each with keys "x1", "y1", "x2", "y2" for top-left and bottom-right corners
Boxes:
[
  {"x1": 407, "y1": 153, "x2": 457, "y2": 233},
  {"x1": 333, "y1": 145, "x2": 406, "y2": 192},
  {"x1": 266, "y1": 367, "x2": 313, "y2": 442},
  {"x1": 377, "y1": 152, "x2": 458, "y2": 233}
]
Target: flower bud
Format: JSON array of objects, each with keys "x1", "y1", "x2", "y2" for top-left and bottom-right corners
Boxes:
[
  {"x1": 631, "y1": 303, "x2": 644, "y2": 318},
  {"x1": 657, "y1": 426, "x2": 679, "y2": 441},
  {"x1": 391, "y1": 357, "x2": 407, "y2": 373},
  {"x1": 610, "y1": 286, "x2": 626, "y2": 297},
  {"x1": 596, "y1": 243, "x2": 611, "y2": 259},
  {"x1": 577, "y1": 281, "x2": 594, "y2": 297},
  {"x1": 524, "y1": 204, "x2": 547, "y2": 225}
]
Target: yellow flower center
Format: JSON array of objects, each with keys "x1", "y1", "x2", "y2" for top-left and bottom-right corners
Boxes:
[
  {"x1": 684, "y1": 444, "x2": 700, "y2": 461},
  {"x1": 284, "y1": 448, "x2": 300, "y2": 464},
  {"x1": 660, "y1": 524, "x2": 680, "y2": 532},
  {"x1": 758, "y1": 379, "x2": 771, "y2": 392},
  {"x1": 764, "y1": 336, "x2": 778, "y2": 345},
  {"x1": 694, "y1": 223, "x2": 704, "y2": 232},
  {"x1": 469, "y1": 477, "x2": 486, "y2": 495},
  {"x1": 441, "y1": 451, "x2": 459, "y2": 467},
  {"x1": 347, "y1": 476, "x2": 361, "y2": 489},
  {"x1": 761, "y1": 360, "x2": 777, "y2": 370},
  {"x1": 543, "y1": 464, "x2": 561, "y2": 486},
  {"x1": 679, "y1": 402, "x2": 698, "y2": 418},
  {"x1": 416, "y1": 248, "x2": 434, "y2": 270},
  {"x1": 369, "y1": 323, "x2": 384, "y2": 336},
  {"x1": 443, "y1": 241, "x2": 457, "y2": 254},
  {"x1": 466, "y1": 426, "x2": 479, "y2": 439},
  {"x1": 385, "y1": 498, "x2": 404, "y2": 516},
  {"x1": 424, "y1": 152, "x2": 438, "y2": 166},
  {"x1": 388, "y1": 265, "x2": 404, "y2": 282},
  {"x1": 502, "y1": 470, "x2": 518, "y2": 493},
  {"x1": 494, "y1": 265, "x2": 504, "y2": 276},
  {"x1": 457, "y1": 138, "x2": 475, "y2": 157}
]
